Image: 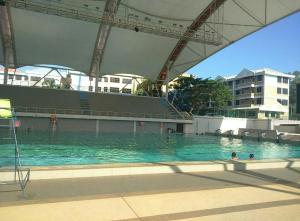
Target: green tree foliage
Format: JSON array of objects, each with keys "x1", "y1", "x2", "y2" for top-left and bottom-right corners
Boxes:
[
  {"x1": 170, "y1": 75, "x2": 232, "y2": 115},
  {"x1": 288, "y1": 71, "x2": 300, "y2": 118},
  {"x1": 42, "y1": 79, "x2": 59, "y2": 89}
]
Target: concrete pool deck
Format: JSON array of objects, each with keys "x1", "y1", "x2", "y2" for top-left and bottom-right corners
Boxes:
[
  {"x1": 0, "y1": 167, "x2": 300, "y2": 221},
  {"x1": 1, "y1": 158, "x2": 300, "y2": 181}
]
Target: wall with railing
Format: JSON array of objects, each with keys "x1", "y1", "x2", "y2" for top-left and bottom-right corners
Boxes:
[{"x1": 0, "y1": 85, "x2": 191, "y2": 120}]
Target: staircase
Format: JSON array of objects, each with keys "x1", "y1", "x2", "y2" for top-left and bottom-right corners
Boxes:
[
  {"x1": 160, "y1": 98, "x2": 183, "y2": 119},
  {"x1": 79, "y1": 92, "x2": 91, "y2": 115}
]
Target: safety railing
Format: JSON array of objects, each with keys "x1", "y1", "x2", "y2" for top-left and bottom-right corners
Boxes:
[{"x1": 13, "y1": 106, "x2": 191, "y2": 120}]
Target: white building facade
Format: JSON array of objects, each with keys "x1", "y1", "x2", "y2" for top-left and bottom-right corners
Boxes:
[
  {"x1": 0, "y1": 67, "x2": 144, "y2": 95},
  {"x1": 217, "y1": 68, "x2": 294, "y2": 119}
]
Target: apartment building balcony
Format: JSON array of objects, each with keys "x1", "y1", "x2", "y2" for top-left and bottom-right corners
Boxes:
[
  {"x1": 235, "y1": 81, "x2": 263, "y2": 89},
  {"x1": 233, "y1": 103, "x2": 261, "y2": 108},
  {"x1": 236, "y1": 91, "x2": 263, "y2": 99}
]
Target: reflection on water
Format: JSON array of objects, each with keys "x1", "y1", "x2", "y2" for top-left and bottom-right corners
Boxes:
[{"x1": 0, "y1": 131, "x2": 299, "y2": 166}]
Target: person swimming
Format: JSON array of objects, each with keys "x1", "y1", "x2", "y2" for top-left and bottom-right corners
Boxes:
[
  {"x1": 249, "y1": 153, "x2": 255, "y2": 160},
  {"x1": 231, "y1": 152, "x2": 238, "y2": 160}
]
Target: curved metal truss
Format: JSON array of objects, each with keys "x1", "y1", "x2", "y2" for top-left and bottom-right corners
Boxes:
[{"x1": 7, "y1": 0, "x2": 224, "y2": 45}]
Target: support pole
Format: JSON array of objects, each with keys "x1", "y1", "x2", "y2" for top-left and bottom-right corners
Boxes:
[
  {"x1": 3, "y1": 65, "x2": 8, "y2": 85},
  {"x1": 96, "y1": 119, "x2": 100, "y2": 137},
  {"x1": 165, "y1": 62, "x2": 170, "y2": 100},
  {"x1": 95, "y1": 74, "x2": 99, "y2": 93}
]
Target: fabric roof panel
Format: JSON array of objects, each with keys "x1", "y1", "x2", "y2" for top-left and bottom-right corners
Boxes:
[{"x1": 11, "y1": 7, "x2": 99, "y2": 72}]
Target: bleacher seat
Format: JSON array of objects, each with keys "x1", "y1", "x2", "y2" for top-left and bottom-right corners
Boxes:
[{"x1": 0, "y1": 85, "x2": 183, "y2": 119}]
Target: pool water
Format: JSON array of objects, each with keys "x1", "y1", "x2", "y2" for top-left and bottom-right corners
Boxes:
[{"x1": 0, "y1": 132, "x2": 300, "y2": 166}]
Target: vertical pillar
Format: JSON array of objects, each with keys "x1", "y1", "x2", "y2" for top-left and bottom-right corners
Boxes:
[
  {"x1": 133, "y1": 121, "x2": 136, "y2": 134},
  {"x1": 78, "y1": 74, "x2": 82, "y2": 91},
  {"x1": 165, "y1": 61, "x2": 170, "y2": 100},
  {"x1": 95, "y1": 74, "x2": 99, "y2": 93},
  {"x1": 3, "y1": 66, "x2": 8, "y2": 85},
  {"x1": 160, "y1": 122, "x2": 164, "y2": 134},
  {"x1": 96, "y1": 119, "x2": 100, "y2": 136}
]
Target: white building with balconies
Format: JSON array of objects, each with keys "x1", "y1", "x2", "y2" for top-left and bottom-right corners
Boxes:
[{"x1": 217, "y1": 68, "x2": 294, "y2": 119}]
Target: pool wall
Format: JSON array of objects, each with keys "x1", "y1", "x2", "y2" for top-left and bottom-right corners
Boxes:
[
  {"x1": 16, "y1": 114, "x2": 184, "y2": 134},
  {"x1": 184, "y1": 116, "x2": 300, "y2": 135}
]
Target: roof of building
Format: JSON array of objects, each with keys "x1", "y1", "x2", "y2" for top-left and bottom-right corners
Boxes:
[
  {"x1": 1, "y1": 0, "x2": 300, "y2": 81},
  {"x1": 217, "y1": 68, "x2": 295, "y2": 81}
]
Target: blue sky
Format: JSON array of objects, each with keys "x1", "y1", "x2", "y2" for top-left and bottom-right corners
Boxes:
[{"x1": 188, "y1": 11, "x2": 300, "y2": 79}]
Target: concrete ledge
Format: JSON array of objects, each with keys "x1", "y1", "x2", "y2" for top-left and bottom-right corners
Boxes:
[
  {"x1": 1, "y1": 158, "x2": 299, "y2": 181},
  {"x1": 16, "y1": 112, "x2": 193, "y2": 124}
]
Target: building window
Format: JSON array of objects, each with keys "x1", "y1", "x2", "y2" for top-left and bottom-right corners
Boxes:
[
  {"x1": 122, "y1": 88, "x2": 132, "y2": 94},
  {"x1": 98, "y1": 87, "x2": 101, "y2": 92},
  {"x1": 277, "y1": 99, "x2": 288, "y2": 106},
  {"x1": 235, "y1": 80, "x2": 240, "y2": 85},
  {"x1": 277, "y1": 88, "x2": 281, "y2": 94},
  {"x1": 109, "y1": 87, "x2": 119, "y2": 93},
  {"x1": 247, "y1": 111, "x2": 256, "y2": 118},
  {"x1": 103, "y1": 77, "x2": 108, "y2": 82},
  {"x1": 282, "y1": 88, "x2": 288, "y2": 94},
  {"x1": 235, "y1": 90, "x2": 240, "y2": 95},
  {"x1": 277, "y1": 77, "x2": 282, "y2": 83},
  {"x1": 110, "y1": 77, "x2": 120, "y2": 83},
  {"x1": 282, "y1": 77, "x2": 288, "y2": 84},
  {"x1": 227, "y1": 81, "x2": 233, "y2": 87},
  {"x1": 104, "y1": 87, "x2": 108, "y2": 92},
  {"x1": 256, "y1": 75, "x2": 263, "y2": 82},
  {"x1": 30, "y1": 76, "x2": 41, "y2": 81},
  {"x1": 122, "y1": 78, "x2": 132, "y2": 84},
  {"x1": 24, "y1": 76, "x2": 28, "y2": 81},
  {"x1": 8, "y1": 75, "x2": 14, "y2": 79},
  {"x1": 15, "y1": 75, "x2": 22, "y2": 80},
  {"x1": 235, "y1": 100, "x2": 240, "y2": 106},
  {"x1": 256, "y1": 87, "x2": 262, "y2": 93},
  {"x1": 88, "y1": 86, "x2": 93, "y2": 91},
  {"x1": 228, "y1": 101, "x2": 232, "y2": 106},
  {"x1": 256, "y1": 98, "x2": 262, "y2": 105},
  {"x1": 281, "y1": 99, "x2": 288, "y2": 106}
]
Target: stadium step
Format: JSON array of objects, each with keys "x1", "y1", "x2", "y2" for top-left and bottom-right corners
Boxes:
[{"x1": 79, "y1": 97, "x2": 91, "y2": 115}]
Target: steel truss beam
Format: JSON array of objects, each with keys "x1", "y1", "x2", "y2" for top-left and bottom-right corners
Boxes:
[
  {"x1": 157, "y1": 0, "x2": 227, "y2": 83},
  {"x1": 7, "y1": 0, "x2": 222, "y2": 45},
  {"x1": 89, "y1": 0, "x2": 120, "y2": 77},
  {"x1": 0, "y1": 2, "x2": 17, "y2": 84}
]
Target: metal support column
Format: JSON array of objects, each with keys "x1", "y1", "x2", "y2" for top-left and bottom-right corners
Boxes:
[
  {"x1": 0, "y1": 3, "x2": 17, "y2": 84},
  {"x1": 95, "y1": 74, "x2": 99, "y2": 93},
  {"x1": 3, "y1": 63, "x2": 8, "y2": 85}
]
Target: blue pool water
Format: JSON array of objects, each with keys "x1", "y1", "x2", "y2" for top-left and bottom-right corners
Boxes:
[{"x1": 0, "y1": 132, "x2": 300, "y2": 166}]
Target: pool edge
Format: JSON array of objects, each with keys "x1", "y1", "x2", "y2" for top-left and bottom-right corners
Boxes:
[{"x1": 1, "y1": 158, "x2": 300, "y2": 181}]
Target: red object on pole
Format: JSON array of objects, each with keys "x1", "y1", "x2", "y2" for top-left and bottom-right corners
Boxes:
[{"x1": 15, "y1": 120, "x2": 21, "y2": 127}]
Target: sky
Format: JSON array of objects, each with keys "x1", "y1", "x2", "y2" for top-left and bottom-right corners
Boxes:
[{"x1": 188, "y1": 11, "x2": 300, "y2": 79}]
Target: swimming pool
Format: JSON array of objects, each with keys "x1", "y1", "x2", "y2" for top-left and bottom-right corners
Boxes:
[{"x1": 0, "y1": 132, "x2": 300, "y2": 166}]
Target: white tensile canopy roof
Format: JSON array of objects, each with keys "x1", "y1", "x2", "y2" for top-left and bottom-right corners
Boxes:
[{"x1": 0, "y1": 0, "x2": 300, "y2": 81}]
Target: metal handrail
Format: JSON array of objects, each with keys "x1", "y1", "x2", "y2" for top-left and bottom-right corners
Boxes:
[{"x1": 13, "y1": 106, "x2": 188, "y2": 120}]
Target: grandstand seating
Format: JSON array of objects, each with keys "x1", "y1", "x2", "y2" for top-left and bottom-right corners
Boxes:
[{"x1": 0, "y1": 85, "x2": 184, "y2": 119}]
